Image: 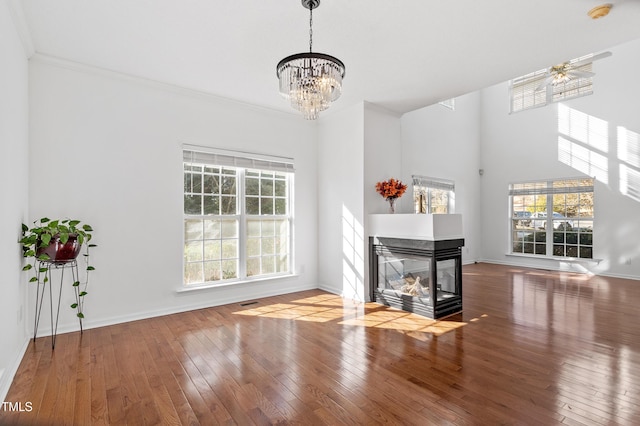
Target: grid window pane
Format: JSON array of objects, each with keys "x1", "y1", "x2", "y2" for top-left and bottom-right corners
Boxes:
[
  {"x1": 246, "y1": 177, "x2": 259, "y2": 195},
  {"x1": 204, "y1": 261, "x2": 221, "y2": 282},
  {"x1": 221, "y1": 220, "x2": 238, "y2": 238},
  {"x1": 220, "y1": 196, "x2": 236, "y2": 215},
  {"x1": 204, "y1": 220, "x2": 221, "y2": 239},
  {"x1": 247, "y1": 258, "x2": 260, "y2": 277},
  {"x1": 247, "y1": 220, "x2": 261, "y2": 237},
  {"x1": 246, "y1": 197, "x2": 260, "y2": 215},
  {"x1": 247, "y1": 238, "x2": 260, "y2": 257},
  {"x1": 184, "y1": 195, "x2": 201, "y2": 215},
  {"x1": 275, "y1": 179, "x2": 287, "y2": 197},
  {"x1": 203, "y1": 195, "x2": 219, "y2": 215},
  {"x1": 246, "y1": 219, "x2": 290, "y2": 277},
  {"x1": 185, "y1": 241, "x2": 203, "y2": 262},
  {"x1": 510, "y1": 178, "x2": 593, "y2": 259},
  {"x1": 222, "y1": 260, "x2": 238, "y2": 279},
  {"x1": 276, "y1": 255, "x2": 288, "y2": 272},
  {"x1": 185, "y1": 220, "x2": 203, "y2": 241},
  {"x1": 413, "y1": 181, "x2": 454, "y2": 214},
  {"x1": 275, "y1": 199, "x2": 287, "y2": 215},
  {"x1": 261, "y1": 198, "x2": 274, "y2": 215},
  {"x1": 261, "y1": 179, "x2": 274, "y2": 196},
  {"x1": 262, "y1": 257, "x2": 276, "y2": 274},
  {"x1": 184, "y1": 153, "x2": 292, "y2": 285},
  {"x1": 204, "y1": 240, "x2": 221, "y2": 260},
  {"x1": 184, "y1": 263, "x2": 203, "y2": 284}
]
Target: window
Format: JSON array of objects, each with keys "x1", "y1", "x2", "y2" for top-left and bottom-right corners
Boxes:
[
  {"x1": 438, "y1": 98, "x2": 456, "y2": 111},
  {"x1": 509, "y1": 54, "x2": 595, "y2": 113},
  {"x1": 412, "y1": 176, "x2": 455, "y2": 214},
  {"x1": 183, "y1": 148, "x2": 294, "y2": 286},
  {"x1": 510, "y1": 178, "x2": 594, "y2": 259}
]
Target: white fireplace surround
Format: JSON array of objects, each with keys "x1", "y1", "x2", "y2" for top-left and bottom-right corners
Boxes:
[{"x1": 368, "y1": 214, "x2": 464, "y2": 240}]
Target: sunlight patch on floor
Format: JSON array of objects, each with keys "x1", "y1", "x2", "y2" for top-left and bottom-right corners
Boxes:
[
  {"x1": 232, "y1": 293, "x2": 474, "y2": 337},
  {"x1": 341, "y1": 310, "x2": 467, "y2": 336}
]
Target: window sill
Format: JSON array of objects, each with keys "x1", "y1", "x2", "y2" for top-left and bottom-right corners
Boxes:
[
  {"x1": 176, "y1": 273, "x2": 299, "y2": 293},
  {"x1": 506, "y1": 253, "x2": 602, "y2": 264}
]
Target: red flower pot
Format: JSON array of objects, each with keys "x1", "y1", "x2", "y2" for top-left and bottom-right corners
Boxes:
[{"x1": 36, "y1": 234, "x2": 82, "y2": 264}]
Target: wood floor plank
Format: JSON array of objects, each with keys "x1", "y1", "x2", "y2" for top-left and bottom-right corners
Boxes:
[{"x1": 3, "y1": 263, "x2": 640, "y2": 425}]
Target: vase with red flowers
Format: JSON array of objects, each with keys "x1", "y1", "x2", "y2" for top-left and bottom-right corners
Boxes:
[{"x1": 375, "y1": 178, "x2": 408, "y2": 213}]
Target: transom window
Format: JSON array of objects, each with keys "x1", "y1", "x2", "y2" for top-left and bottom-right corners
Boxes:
[
  {"x1": 509, "y1": 54, "x2": 595, "y2": 114},
  {"x1": 438, "y1": 98, "x2": 456, "y2": 111},
  {"x1": 510, "y1": 178, "x2": 594, "y2": 259},
  {"x1": 183, "y1": 148, "x2": 294, "y2": 286},
  {"x1": 412, "y1": 175, "x2": 455, "y2": 214}
]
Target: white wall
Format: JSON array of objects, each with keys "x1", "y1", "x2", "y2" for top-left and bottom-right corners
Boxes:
[
  {"x1": 363, "y1": 104, "x2": 403, "y2": 215},
  {"x1": 363, "y1": 104, "x2": 402, "y2": 301},
  {"x1": 317, "y1": 103, "x2": 365, "y2": 300},
  {"x1": 316, "y1": 103, "x2": 403, "y2": 302},
  {"x1": 0, "y1": 0, "x2": 30, "y2": 400},
  {"x1": 27, "y1": 55, "x2": 319, "y2": 334},
  {"x1": 400, "y1": 93, "x2": 483, "y2": 263},
  {"x1": 479, "y1": 38, "x2": 640, "y2": 279}
]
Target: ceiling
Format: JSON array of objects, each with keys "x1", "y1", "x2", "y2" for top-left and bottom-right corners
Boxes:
[{"x1": 18, "y1": 0, "x2": 640, "y2": 117}]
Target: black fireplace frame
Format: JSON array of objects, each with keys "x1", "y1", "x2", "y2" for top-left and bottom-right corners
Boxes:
[{"x1": 369, "y1": 236, "x2": 464, "y2": 319}]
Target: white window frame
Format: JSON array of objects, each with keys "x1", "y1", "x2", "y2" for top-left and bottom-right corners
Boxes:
[
  {"x1": 509, "y1": 177, "x2": 594, "y2": 259},
  {"x1": 183, "y1": 146, "x2": 294, "y2": 287},
  {"x1": 412, "y1": 175, "x2": 455, "y2": 214},
  {"x1": 509, "y1": 54, "x2": 595, "y2": 114},
  {"x1": 438, "y1": 98, "x2": 456, "y2": 111}
]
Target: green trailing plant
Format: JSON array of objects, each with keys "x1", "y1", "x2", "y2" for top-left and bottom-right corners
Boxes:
[{"x1": 20, "y1": 217, "x2": 96, "y2": 320}]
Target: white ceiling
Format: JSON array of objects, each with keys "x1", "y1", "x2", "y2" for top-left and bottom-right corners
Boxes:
[{"x1": 19, "y1": 0, "x2": 640, "y2": 116}]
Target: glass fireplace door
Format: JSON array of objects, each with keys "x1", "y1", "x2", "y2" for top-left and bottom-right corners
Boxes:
[
  {"x1": 378, "y1": 253, "x2": 434, "y2": 306},
  {"x1": 370, "y1": 236, "x2": 464, "y2": 319}
]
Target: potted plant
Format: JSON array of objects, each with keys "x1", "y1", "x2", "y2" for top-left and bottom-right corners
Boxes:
[
  {"x1": 375, "y1": 178, "x2": 408, "y2": 213},
  {"x1": 20, "y1": 217, "x2": 96, "y2": 322}
]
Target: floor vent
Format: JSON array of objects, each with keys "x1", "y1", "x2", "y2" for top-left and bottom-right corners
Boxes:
[{"x1": 239, "y1": 301, "x2": 258, "y2": 306}]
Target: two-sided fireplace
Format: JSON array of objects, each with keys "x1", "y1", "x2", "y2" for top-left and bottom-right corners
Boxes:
[{"x1": 369, "y1": 236, "x2": 464, "y2": 319}]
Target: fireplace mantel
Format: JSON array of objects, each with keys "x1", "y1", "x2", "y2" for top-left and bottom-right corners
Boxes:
[{"x1": 368, "y1": 213, "x2": 463, "y2": 241}]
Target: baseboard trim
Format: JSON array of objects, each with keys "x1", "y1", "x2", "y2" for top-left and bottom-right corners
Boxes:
[
  {"x1": 28, "y1": 282, "x2": 319, "y2": 337},
  {"x1": 477, "y1": 258, "x2": 640, "y2": 281},
  {"x1": 0, "y1": 337, "x2": 30, "y2": 401}
]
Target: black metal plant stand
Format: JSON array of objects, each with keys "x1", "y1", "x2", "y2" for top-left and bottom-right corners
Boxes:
[{"x1": 33, "y1": 259, "x2": 84, "y2": 350}]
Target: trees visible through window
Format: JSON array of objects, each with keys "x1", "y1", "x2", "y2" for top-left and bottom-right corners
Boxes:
[
  {"x1": 510, "y1": 178, "x2": 594, "y2": 259},
  {"x1": 183, "y1": 148, "x2": 294, "y2": 286},
  {"x1": 412, "y1": 176, "x2": 455, "y2": 214}
]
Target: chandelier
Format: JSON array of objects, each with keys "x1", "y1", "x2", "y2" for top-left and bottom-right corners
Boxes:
[{"x1": 277, "y1": 0, "x2": 345, "y2": 120}]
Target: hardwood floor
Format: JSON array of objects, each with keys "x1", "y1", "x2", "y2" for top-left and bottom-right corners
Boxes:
[{"x1": 3, "y1": 263, "x2": 640, "y2": 425}]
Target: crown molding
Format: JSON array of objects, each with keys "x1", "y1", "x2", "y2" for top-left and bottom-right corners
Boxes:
[
  {"x1": 30, "y1": 52, "x2": 304, "y2": 119},
  {"x1": 6, "y1": 0, "x2": 35, "y2": 58}
]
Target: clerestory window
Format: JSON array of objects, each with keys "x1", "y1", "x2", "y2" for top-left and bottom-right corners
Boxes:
[{"x1": 509, "y1": 54, "x2": 596, "y2": 114}]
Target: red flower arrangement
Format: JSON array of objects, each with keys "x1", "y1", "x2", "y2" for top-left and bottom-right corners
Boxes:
[{"x1": 375, "y1": 178, "x2": 407, "y2": 200}]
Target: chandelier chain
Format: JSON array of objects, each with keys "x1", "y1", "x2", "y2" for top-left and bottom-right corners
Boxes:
[{"x1": 309, "y1": 6, "x2": 313, "y2": 53}]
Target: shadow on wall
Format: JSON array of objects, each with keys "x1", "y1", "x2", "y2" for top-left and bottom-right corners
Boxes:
[
  {"x1": 557, "y1": 104, "x2": 640, "y2": 270},
  {"x1": 557, "y1": 104, "x2": 640, "y2": 202}
]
